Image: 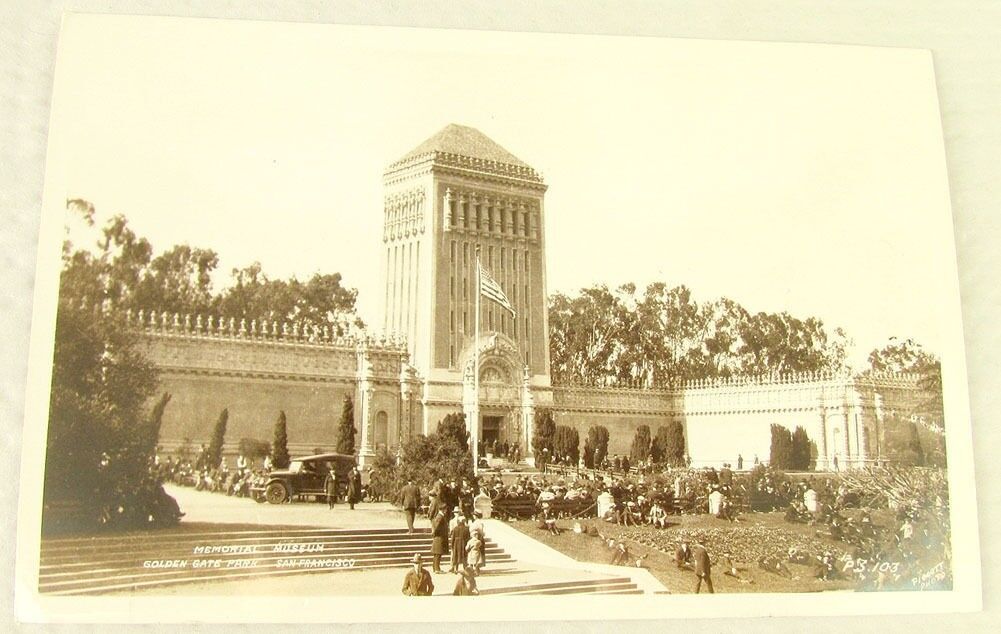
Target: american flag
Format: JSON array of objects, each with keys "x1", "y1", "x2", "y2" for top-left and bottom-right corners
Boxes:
[{"x1": 478, "y1": 262, "x2": 516, "y2": 317}]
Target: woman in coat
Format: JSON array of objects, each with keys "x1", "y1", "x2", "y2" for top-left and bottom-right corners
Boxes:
[
  {"x1": 347, "y1": 467, "x2": 363, "y2": 510},
  {"x1": 430, "y1": 509, "x2": 449, "y2": 573}
]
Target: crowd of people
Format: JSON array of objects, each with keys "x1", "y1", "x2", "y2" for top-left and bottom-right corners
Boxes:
[
  {"x1": 476, "y1": 463, "x2": 951, "y2": 593},
  {"x1": 153, "y1": 450, "x2": 265, "y2": 499},
  {"x1": 399, "y1": 477, "x2": 491, "y2": 596}
]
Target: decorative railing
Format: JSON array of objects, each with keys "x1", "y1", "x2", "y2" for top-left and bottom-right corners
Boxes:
[
  {"x1": 553, "y1": 368, "x2": 920, "y2": 393},
  {"x1": 124, "y1": 309, "x2": 408, "y2": 353}
]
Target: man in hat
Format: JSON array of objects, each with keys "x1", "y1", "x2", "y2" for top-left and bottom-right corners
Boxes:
[
  {"x1": 427, "y1": 490, "x2": 443, "y2": 520},
  {"x1": 430, "y1": 509, "x2": 449, "y2": 574},
  {"x1": 449, "y1": 515, "x2": 471, "y2": 573},
  {"x1": 400, "y1": 478, "x2": 420, "y2": 533},
  {"x1": 401, "y1": 554, "x2": 434, "y2": 596},
  {"x1": 693, "y1": 540, "x2": 714, "y2": 593}
]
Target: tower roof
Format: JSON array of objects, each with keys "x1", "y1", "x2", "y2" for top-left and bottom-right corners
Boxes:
[{"x1": 394, "y1": 124, "x2": 531, "y2": 168}]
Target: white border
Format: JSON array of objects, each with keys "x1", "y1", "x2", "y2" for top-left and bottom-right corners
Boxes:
[{"x1": 12, "y1": 14, "x2": 983, "y2": 624}]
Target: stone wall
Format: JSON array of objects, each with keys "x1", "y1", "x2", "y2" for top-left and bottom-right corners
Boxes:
[
  {"x1": 547, "y1": 371, "x2": 925, "y2": 469},
  {"x1": 130, "y1": 310, "x2": 409, "y2": 463},
  {"x1": 132, "y1": 310, "x2": 928, "y2": 470}
]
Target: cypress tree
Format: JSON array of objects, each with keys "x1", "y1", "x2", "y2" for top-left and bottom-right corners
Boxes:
[
  {"x1": 206, "y1": 408, "x2": 228, "y2": 469},
  {"x1": 589, "y1": 425, "x2": 611, "y2": 467},
  {"x1": 630, "y1": 425, "x2": 652, "y2": 463},
  {"x1": 662, "y1": 420, "x2": 686, "y2": 467},
  {"x1": 335, "y1": 395, "x2": 356, "y2": 454},
  {"x1": 769, "y1": 424, "x2": 794, "y2": 470},
  {"x1": 791, "y1": 426, "x2": 812, "y2": 470},
  {"x1": 272, "y1": 410, "x2": 290, "y2": 469},
  {"x1": 532, "y1": 409, "x2": 556, "y2": 459}
]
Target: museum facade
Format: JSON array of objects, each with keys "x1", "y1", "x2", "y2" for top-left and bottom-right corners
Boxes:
[{"x1": 142, "y1": 124, "x2": 923, "y2": 469}]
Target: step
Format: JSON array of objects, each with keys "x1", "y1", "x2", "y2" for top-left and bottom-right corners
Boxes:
[
  {"x1": 41, "y1": 536, "x2": 503, "y2": 564},
  {"x1": 42, "y1": 525, "x2": 430, "y2": 544},
  {"x1": 478, "y1": 576, "x2": 635, "y2": 596},
  {"x1": 522, "y1": 582, "x2": 638, "y2": 596},
  {"x1": 40, "y1": 530, "x2": 435, "y2": 554},
  {"x1": 40, "y1": 545, "x2": 508, "y2": 577},
  {"x1": 40, "y1": 554, "x2": 517, "y2": 596}
]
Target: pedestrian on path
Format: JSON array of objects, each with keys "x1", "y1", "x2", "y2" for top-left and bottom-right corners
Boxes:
[
  {"x1": 325, "y1": 468, "x2": 338, "y2": 510},
  {"x1": 400, "y1": 479, "x2": 421, "y2": 533},
  {"x1": 347, "y1": 466, "x2": 362, "y2": 510}
]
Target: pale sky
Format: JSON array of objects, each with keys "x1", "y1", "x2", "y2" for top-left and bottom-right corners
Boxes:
[{"x1": 45, "y1": 15, "x2": 958, "y2": 369}]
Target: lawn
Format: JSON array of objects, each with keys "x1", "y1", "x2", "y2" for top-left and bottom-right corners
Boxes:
[{"x1": 509, "y1": 512, "x2": 862, "y2": 594}]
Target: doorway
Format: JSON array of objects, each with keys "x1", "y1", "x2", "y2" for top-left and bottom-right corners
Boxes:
[{"x1": 482, "y1": 415, "x2": 502, "y2": 453}]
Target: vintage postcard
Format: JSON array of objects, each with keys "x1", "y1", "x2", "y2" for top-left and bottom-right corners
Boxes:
[{"x1": 15, "y1": 13, "x2": 981, "y2": 623}]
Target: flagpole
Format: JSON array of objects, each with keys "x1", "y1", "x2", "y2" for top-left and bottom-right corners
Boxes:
[{"x1": 473, "y1": 246, "x2": 481, "y2": 477}]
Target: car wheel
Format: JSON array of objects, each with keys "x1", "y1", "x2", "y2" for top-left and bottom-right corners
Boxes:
[
  {"x1": 265, "y1": 482, "x2": 289, "y2": 504},
  {"x1": 253, "y1": 492, "x2": 266, "y2": 504}
]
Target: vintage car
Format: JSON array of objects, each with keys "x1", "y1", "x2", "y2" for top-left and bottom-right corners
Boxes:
[{"x1": 251, "y1": 452, "x2": 357, "y2": 504}]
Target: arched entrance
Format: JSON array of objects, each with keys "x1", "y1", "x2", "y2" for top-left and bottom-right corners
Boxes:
[{"x1": 460, "y1": 332, "x2": 532, "y2": 458}]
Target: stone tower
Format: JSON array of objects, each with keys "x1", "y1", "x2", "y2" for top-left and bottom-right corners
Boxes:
[{"x1": 382, "y1": 124, "x2": 552, "y2": 451}]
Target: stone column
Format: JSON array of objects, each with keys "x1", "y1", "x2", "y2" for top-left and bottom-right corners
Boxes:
[
  {"x1": 873, "y1": 393, "x2": 885, "y2": 465},
  {"x1": 443, "y1": 188, "x2": 453, "y2": 232},
  {"x1": 840, "y1": 401, "x2": 852, "y2": 468},
  {"x1": 816, "y1": 396, "x2": 829, "y2": 471},
  {"x1": 461, "y1": 359, "x2": 478, "y2": 457},
  {"x1": 468, "y1": 193, "x2": 478, "y2": 236},
  {"x1": 521, "y1": 365, "x2": 535, "y2": 464},
  {"x1": 356, "y1": 348, "x2": 376, "y2": 467},
  {"x1": 849, "y1": 388, "x2": 867, "y2": 467}
]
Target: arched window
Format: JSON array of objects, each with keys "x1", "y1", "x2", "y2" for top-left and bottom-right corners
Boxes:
[{"x1": 375, "y1": 411, "x2": 389, "y2": 450}]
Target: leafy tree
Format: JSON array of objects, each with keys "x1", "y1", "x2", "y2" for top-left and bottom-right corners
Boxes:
[
  {"x1": 272, "y1": 411, "x2": 290, "y2": 469},
  {"x1": 587, "y1": 425, "x2": 610, "y2": 467},
  {"x1": 548, "y1": 285, "x2": 635, "y2": 384},
  {"x1": 44, "y1": 200, "x2": 173, "y2": 531},
  {"x1": 133, "y1": 244, "x2": 219, "y2": 315},
  {"x1": 394, "y1": 426, "x2": 474, "y2": 492},
  {"x1": 769, "y1": 424, "x2": 794, "y2": 470},
  {"x1": 532, "y1": 409, "x2": 556, "y2": 460},
  {"x1": 62, "y1": 208, "x2": 363, "y2": 336},
  {"x1": 867, "y1": 337, "x2": 945, "y2": 466},
  {"x1": 217, "y1": 263, "x2": 362, "y2": 336},
  {"x1": 791, "y1": 426, "x2": 812, "y2": 471},
  {"x1": 630, "y1": 425, "x2": 652, "y2": 463},
  {"x1": 335, "y1": 395, "x2": 356, "y2": 454},
  {"x1": 548, "y1": 281, "x2": 850, "y2": 387},
  {"x1": 437, "y1": 413, "x2": 469, "y2": 454},
  {"x1": 367, "y1": 446, "x2": 401, "y2": 503},
  {"x1": 206, "y1": 408, "x2": 228, "y2": 469},
  {"x1": 883, "y1": 417, "x2": 927, "y2": 467}
]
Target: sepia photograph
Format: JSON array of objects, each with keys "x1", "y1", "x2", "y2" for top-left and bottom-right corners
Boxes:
[{"x1": 14, "y1": 12, "x2": 981, "y2": 623}]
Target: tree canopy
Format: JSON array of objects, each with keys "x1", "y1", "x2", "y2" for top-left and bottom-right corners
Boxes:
[
  {"x1": 548, "y1": 283, "x2": 850, "y2": 386},
  {"x1": 62, "y1": 207, "x2": 363, "y2": 335}
]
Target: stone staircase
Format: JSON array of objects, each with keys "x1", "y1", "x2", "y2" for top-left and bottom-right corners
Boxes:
[
  {"x1": 38, "y1": 526, "x2": 510, "y2": 596},
  {"x1": 479, "y1": 577, "x2": 642, "y2": 596}
]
